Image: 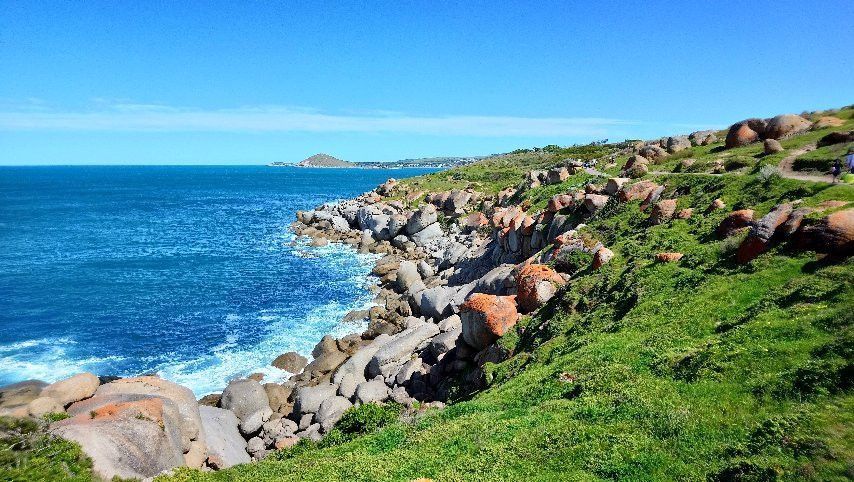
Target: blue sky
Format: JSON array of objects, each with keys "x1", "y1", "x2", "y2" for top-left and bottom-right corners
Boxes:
[{"x1": 1, "y1": 1, "x2": 852, "y2": 165}]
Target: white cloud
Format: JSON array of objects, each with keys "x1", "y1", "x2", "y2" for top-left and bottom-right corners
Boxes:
[{"x1": 0, "y1": 102, "x2": 638, "y2": 137}]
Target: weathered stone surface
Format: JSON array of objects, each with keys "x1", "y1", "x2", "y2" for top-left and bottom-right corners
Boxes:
[
  {"x1": 367, "y1": 322, "x2": 440, "y2": 378},
  {"x1": 333, "y1": 334, "x2": 392, "y2": 386},
  {"x1": 689, "y1": 130, "x2": 717, "y2": 146},
  {"x1": 547, "y1": 167, "x2": 569, "y2": 184},
  {"x1": 666, "y1": 136, "x2": 691, "y2": 153},
  {"x1": 263, "y1": 383, "x2": 292, "y2": 414},
  {"x1": 592, "y1": 247, "x2": 614, "y2": 269},
  {"x1": 0, "y1": 380, "x2": 46, "y2": 416},
  {"x1": 650, "y1": 199, "x2": 677, "y2": 225},
  {"x1": 623, "y1": 155, "x2": 649, "y2": 171},
  {"x1": 461, "y1": 212, "x2": 488, "y2": 232},
  {"x1": 41, "y1": 373, "x2": 100, "y2": 407},
  {"x1": 95, "y1": 376, "x2": 203, "y2": 449},
  {"x1": 27, "y1": 396, "x2": 64, "y2": 417},
  {"x1": 271, "y1": 352, "x2": 308, "y2": 373},
  {"x1": 355, "y1": 379, "x2": 390, "y2": 404},
  {"x1": 460, "y1": 294, "x2": 519, "y2": 350},
  {"x1": 293, "y1": 383, "x2": 338, "y2": 416},
  {"x1": 655, "y1": 252, "x2": 684, "y2": 263},
  {"x1": 547, "y1": 194, "x2": 575, "y2": 213},
  {"x1": 604, "y1": 177, "x2": 629, "y2": 196},
  {"x1": 405, "y1": 205, "x2": 438, "y2": 235},
  {"x1": 618, "y1": 180, "x2": 659, "y2": 202},
  {"x1": 717, "y1": 210, "x2": 755, "y2": 238},
  {"x1": 764, "y1": 114, "x2": 811, "y2": 139},
  {"x1": 316, "y1": 396, "x2": 353, "y2": 432},
  {"x1": 219, "y1": 378, "x2": 271, "y2": 426},
  {"x1": 419, "y1": 285, "x2": 459, "y2": 319},
  {"x1": 430, "y1": 327, "x2": 462, "y2": 357},
  {"x1": 238, "y1": 407, "x2": 273, "y2": 435},
  {"x1": 515, "y1": 264, "x2": 565, "y2": 314},
  {"x1": 676, "y1": 208, "x2": 694, "y2": 219},
  {"x1": 409, "y1": 222, "x2": 443, "y2": 246},
  {"x1": 627, "y1": 163, "x2": 649, "y2": 178},
  {"x1": 737, "y1": 203, "x2": 793, "y2": 262},
  {"x1": 395, "y1": 260, "x2": 422, "y2": 294},
  {"x1": 797, "y1": 208, "x2": 854, "y2": 256},
  {"x1": 199, "y1": 406, "x2": 250, "y2": 469},
  {"x1": 638, "y1": 145, "x2": 667, "y2": 162},
  {"x1": 51, "y1": 397, "x2": 186, "y2": 480},
  {"x1": 763, "y1": 138, "x2": 784, "y2": 154},
  {"x1": 584, "y1": 194, "x2": 610, "y2": 213},
  {"x1": 438, "y1": 314, "x2": 462, "y2": 332},
  {"x1": 725, "y1": 118, "x2": 767, "y2": 148},
  {"x1": 709, "y1": 199, "x2": 726, "y2": 211}
]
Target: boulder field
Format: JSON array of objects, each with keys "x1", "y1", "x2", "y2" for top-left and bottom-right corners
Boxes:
[{"x1": 3, "y1": 124, "x2": 851, "y2": 478}]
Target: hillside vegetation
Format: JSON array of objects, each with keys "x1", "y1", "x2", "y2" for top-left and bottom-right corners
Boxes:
[{"x1": 160, "y1": 108, "x2": 854, "y2": 481}]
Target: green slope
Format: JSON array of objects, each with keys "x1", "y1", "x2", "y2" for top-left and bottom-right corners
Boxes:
[{"x1": 163, "y1": 172, "x2": 854, "y2": 481}]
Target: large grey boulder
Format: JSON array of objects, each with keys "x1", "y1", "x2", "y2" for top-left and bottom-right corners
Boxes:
[
  {"x1": 419, "y1": 285, "x2": 460, "y2": 319},
  {"x1": 438, "y1": 314, "x2": 462, "y2": 332},
  {"x1": 355, "y1": 380, "x2": 390, "y2": 404},
  {"x1": 293, "y1": 383, "x2": 338, "y2": 416},
  {"x1": 366, "y1": 322, "x2": 440, "y2": 378},
  {"x1": 238, "y1": 406, "x2": 273, "y2": 435},
  {"x1": 409, "y1": 222, "x2": 443, "y2": 246},
  {"x1": 337, "y1": 372, "x2": 359, "y2": 399},
  {"x1": 438, "y1": 243, "x2": 469, "y2": 270},
  {"x1": 405, "y1": 205, "x2": 438, "y2": 234},
  {"x1": 665, "y1": 136, "x2": 691, "y2": 153},
  {"x1": 395, "y1": 260, "x2": 422, "y2": 294},
  {"x1": 219, "y1": 378, "x2": 271, "y2": 424},
  {"x1": 329, "y1": 215, "x2": 351, "y2": 232},
  {"x1": 394, "y1": 358, "x2": 424, "y2": 386},
  {"x1": 430, "y1": 328, "x2": 462, "y2": 357},
  {"x1": 50, "y1": 396, "x2": 186, "y2": 480},
  {"x1": 199, "y1": 406, "x2": 250, "y2": 469},
  {"x1": 94, "y1": 376, "x2": 203, "y2": 452},
  {"x1": 356, "y1": 205, "x2": 382, "y2": 231},
  {"x1": 271, "y1": 352, "x2": 308, "y2": 373},
  {"x1": 316, "y1": 396, "x2": 353, "y2": 432},
  {"x1": 333, "y1": 334, "x2": 393, "y2": 386},
  {"x1": 474, "y1": 264, "x2": 516, "y2": 295}
]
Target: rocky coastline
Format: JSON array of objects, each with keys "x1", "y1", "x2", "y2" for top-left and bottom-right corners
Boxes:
[{"x1": 2, "y1": 111, "x2": 852, "y2": 480}]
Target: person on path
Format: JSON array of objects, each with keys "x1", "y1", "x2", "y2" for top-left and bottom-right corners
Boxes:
[
  {"x1": 831, "y1": 159, "x2": 842, "y2": 183},
  {"x1": 846, "y1": 148, "x2": 854, "y2": 174}
]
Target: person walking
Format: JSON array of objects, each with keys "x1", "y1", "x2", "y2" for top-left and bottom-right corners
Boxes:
[
  {"x1": 847, "y1": 147, "x2": 854, "y2": 174},
  {"x1": 831, "y1": 159, "x2": 842, "y2": 183}
]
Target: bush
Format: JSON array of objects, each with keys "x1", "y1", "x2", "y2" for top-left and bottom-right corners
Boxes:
[
  {"x1": 757, "y1": 165, "x2": 780, "y2": 183},
  {"x1": 793, "y1": 157, "x2": 831, "y2": 172},
  {"x1": 336, "y1": 402, "x2": 402, "y2": 436},
  {"x1": 553, "y1": 250, "x2": 593, "y2": 275}
]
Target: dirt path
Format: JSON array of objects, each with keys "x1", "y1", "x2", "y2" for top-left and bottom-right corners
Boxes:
[{"x1": 775, "y1": 142, "x2": 837, "y2": 183}]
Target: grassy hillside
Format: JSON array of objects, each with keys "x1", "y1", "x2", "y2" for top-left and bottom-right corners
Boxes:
[{"x1": 164, "y1": 169, "x2": 854, "y2": 478}]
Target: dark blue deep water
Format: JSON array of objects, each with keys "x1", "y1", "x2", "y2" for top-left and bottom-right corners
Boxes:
[{"x1": 0, "y1": 166, "x2": 435, "y2": 395}]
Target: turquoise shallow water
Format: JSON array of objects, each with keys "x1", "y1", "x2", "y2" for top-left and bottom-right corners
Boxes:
[{"x1": 0, "y1": 165, "x2": 435, "y2": 396}]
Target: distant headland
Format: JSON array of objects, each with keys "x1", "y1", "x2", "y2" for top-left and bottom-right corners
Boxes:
[{"x1": 268, "y1": 153, "x2": 486, "y2": 169}]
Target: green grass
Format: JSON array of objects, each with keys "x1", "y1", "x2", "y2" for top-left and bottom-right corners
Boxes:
[
  {"x1": 794, "y1": 141, "x2": 854, "y2": 172},
  {"x1": 388, "y1": 142, "x2": 621, "y2": 207},
  {"x1": 0, "y1": 416, "x2": 96, "y2": 482},
  {"x1": 161, "y1": 171, "x2": 854, "y2": 482}
]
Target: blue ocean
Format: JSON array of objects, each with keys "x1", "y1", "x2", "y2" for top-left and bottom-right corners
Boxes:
[{"x1": 0, "y1": 166, "x2": 435, "y2": 396}]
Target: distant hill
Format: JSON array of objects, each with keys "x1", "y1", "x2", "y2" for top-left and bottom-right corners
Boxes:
[{"x1": 297, "y1": 153, "x2": 355, "y2": 168}]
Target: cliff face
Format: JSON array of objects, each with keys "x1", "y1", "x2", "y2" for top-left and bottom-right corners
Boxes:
[{"x1": 297, "y1": 153, "x2": 355, "y2": 168}]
